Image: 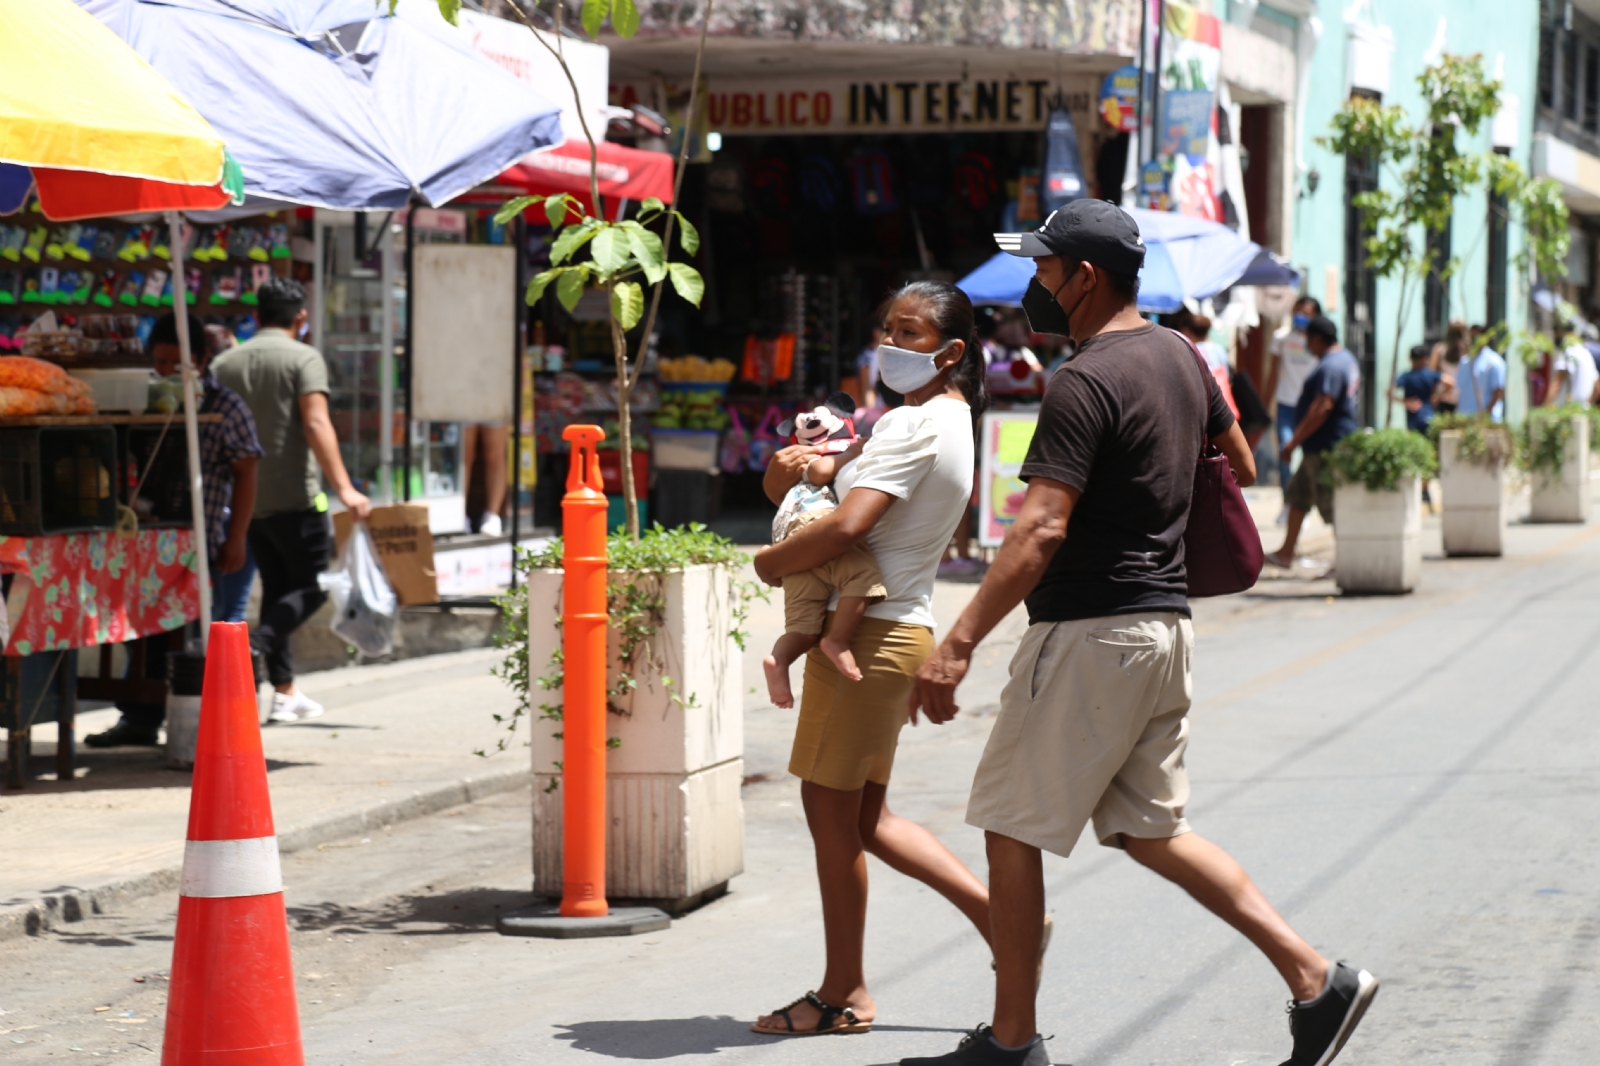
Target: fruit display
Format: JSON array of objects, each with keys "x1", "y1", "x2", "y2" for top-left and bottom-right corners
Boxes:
[
  {"x1": 658, "y1": 355, "x2": 737, "y2": 383},
  {"x1": 652, "y1": 388, "x2": 731, "y2": 431}
]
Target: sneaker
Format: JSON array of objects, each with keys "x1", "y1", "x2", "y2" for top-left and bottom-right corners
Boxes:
[
  {"x1": 901, "y1": 1025, "x2": 1048, "y2": 1066},
  {"x1": 1280, "y1": 961, "x2": 1379, "y2": 1066},
  {"x1": 266, "y1": 690, "x2": 325, "y2": 724},
  {"x1": 1276, "y1": 506, "x2": 1289, "y2": 525},
  {"x1": 84, "y1": 721, "x2": 160, "y2": 748},
  {"x1": 478, "y1": 512, "x2": 503, "y2": 536}
]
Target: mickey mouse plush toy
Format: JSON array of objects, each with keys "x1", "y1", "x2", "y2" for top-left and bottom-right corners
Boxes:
[
  {"x1": 762, "y1": 391, "x2": 887, "y2": 709},
  {"x1": 777, "y1": 392, "x2": 858, "y2": 455}
]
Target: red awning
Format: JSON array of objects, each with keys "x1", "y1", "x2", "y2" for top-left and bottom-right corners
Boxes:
[{"x1": 500, "y1": 141, "x2": 674, "y2": 217}]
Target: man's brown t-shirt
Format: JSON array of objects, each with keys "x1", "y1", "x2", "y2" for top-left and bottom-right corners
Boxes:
[{"x1": 1020, "y1": 323, "x2": 1235, "y2": 623}]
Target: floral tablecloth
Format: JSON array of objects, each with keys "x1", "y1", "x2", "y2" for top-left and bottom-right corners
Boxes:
[{"x1": 0, "y1": 530, "x2": 200, "y2": 655}]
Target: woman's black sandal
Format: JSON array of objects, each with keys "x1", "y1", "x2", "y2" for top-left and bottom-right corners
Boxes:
[{"x1": 751, "y1": 991, "x2": 872, "y2": 1036}]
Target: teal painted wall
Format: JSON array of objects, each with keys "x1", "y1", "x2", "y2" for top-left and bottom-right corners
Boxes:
[{"x1": 1291, "y1": 1, "x2": 1541, "y2": 425}]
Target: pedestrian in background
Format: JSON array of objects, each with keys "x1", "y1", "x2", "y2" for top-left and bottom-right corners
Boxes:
[
  {"x1": 908, "y1": 202, "x2": 1377, "y2": 1066},
  {"x1": 202, "y1": 321, "x2": 258, "y2": 624},
  {"x1": 213, "y1": 277, "x2": 371, "y2": 724},
  {"x1": 1266, "y1": 315, "x2": 1361, "y2": 568},
  {"x1": 1264, "y1": 295, "x2": 1321, "y2": 515},
  {"x1": 1392, "y1": 344, "x2": 1441, "y2": 435},
  {"x1": 1549, "y1": 327, "x2": 1598, "y2": 408},
  {"x1": 1456, "y1": 326, "x2": 1508, "y2": 420},
  {"x1": 750, "y1": 281, "x2": 993, "y2": 1038},
  {"x1": 87, "y1": 312, "x2": 263, "y2": 748}
]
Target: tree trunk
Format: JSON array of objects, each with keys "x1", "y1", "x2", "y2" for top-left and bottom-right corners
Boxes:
[{"x1": 609, "y1": 286, "x2": 640, "y2": 539}]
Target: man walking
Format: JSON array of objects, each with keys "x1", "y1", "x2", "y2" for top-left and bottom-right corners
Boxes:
[
  {"x1": 213, "y1": 277, "x2": 371, "y2": 722},
  {"x1": 1457, "y1": 325, "x2": 1508, "y2": 420},
  {"x1": 1266, "y1": 316, "x2": 1361, "y2": 569},
  {"x1": 906, "y1": 202, "x2": 1376, "y2": 1066},
  {"x1": 1264, "y1": 296, "x2": 1322, "y2": 509}
]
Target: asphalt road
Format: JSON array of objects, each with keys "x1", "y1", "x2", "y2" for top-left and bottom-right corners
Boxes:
[{"x1": 3, "y1": 515, "x2": 1599, "y2": 1065}]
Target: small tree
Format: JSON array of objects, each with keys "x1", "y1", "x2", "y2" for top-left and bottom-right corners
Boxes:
[
  {"x1": 432, "y1": 0, "x2": 713, "y2": 540},
  {"x1": 1322, "y1": 53, "x2": 1570, "y2": 424}
]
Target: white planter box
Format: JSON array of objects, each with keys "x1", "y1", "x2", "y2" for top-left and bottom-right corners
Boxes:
[
  {"x1": 1334, "y1": 477, "x2": 1422, "y2": 593},
  {"x1": 1438, "y1": 430, "x2": 1508, "y2": 557},
  {"x1": 1529, "y1": 416, "x2": 1591, "y2": 524},
  {"x1": 527, "y1": 563, "x2": 744, "y2": 910}
]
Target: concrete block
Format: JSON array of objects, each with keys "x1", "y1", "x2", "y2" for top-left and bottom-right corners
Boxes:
[
  {"x1": 1335, "y1": 478, "x2": 1421, "y2": 594},
  {"x1": 1439, "y1": 432, "x2": 1507, "y2": 557},
  {"x1": 1530, "y1": 417, "x2": 1591, "y2": 524}
]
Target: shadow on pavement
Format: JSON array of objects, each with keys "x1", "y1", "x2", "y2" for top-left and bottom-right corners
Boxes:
[
  {"x1": 0, "y1": 747, "x2": 319, "y2": 792},
  {"x1": 289, "y1": 886, "x2": 529, "y2": 934},
  {"x1": 551, "y1": 1018, "x2": 973, "y2": 1060}
]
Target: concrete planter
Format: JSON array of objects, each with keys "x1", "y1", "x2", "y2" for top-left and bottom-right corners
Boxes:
[
  {"x1": 1529, "y1": 416, "x2": 1591, "y2": 524},
  {"x1": 1334, "y1": 477, "x2": 1422, "y2": 594},
  {"x1": 1438, "y1": 430, "x2": 1508, "y2": 557},
  {"x1": 527, "y1": 564, "x2": 744, "y2": 912}
]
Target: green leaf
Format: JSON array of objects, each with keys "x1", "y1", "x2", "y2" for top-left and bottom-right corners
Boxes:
[
  {"x1": 611, "y1": 0, "x2": 640, "y2": 37},
  {"x1": 667, "y1": 262, "x2": 705, "y2": 307},
  {"x1": 589, "y1": 226, "x2": 630, "y2": 276},
  {"x1": 612, "y1": 281, "x2": 644, "y2": 330},
  {"x1": 620, "y1": 222, "x2": 666, "y2": 284},
  {"x1": 673, "y1": 212, "x2": 700, "y2": 255},
  {"x1": 545, "y1": 193, "x2": 574, "y2": 229},
  {"x1": 549, "y1": 219, "x2": 600, "y2": 266},
  {"x1": 434, "y1": 0, "x2": 460, "y2": 24},
  {"x1": 640, "y1": 197, "x2": 666, "y2": 215},
  {"x1": 494, "y1": 196, "x2": 543, "y2": 226},
  {"x1": 556, "y1": 268, "x2": 588, "y2": 312},
  {"x1": 526, "y1": 268, "x2": 563, "y2": 306},
  {"x1": 580, "y1": 0, "x2": 608, "y2": 38}
]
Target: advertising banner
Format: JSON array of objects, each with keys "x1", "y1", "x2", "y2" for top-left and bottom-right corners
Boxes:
[
  {"x1": 978, "y1": 412, "x2": 1040, "y2": 548},
  {"x1": 1152, "y1": 0, "x2": 1222, "y2": 221}
]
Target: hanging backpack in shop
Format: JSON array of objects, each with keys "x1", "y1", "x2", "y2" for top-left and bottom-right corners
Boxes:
[
  {"x1": 798, "y1": 155, "x2": 841, "y2": 213},
  {"x1": 952, "y1": 150, "x2": 999, "y2": 211},
  {"x1": 720, "y1": 407, "x2": 752, "y2": 475},
  {"x1": 851, "y1": 152, "x2": 898, "y2": 216},
  {"x1": 1040, "y1": 105, "x2": 1087, "y2": 214},
  {"x1": 748, "y1": 405, "x2": 786, "y2": 472}
]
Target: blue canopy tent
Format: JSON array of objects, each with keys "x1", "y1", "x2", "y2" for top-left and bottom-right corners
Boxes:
[
  {"x1": 957, "y1": 207, "x2": 1301, "y2": 314},
  {"x1": 79, "y1": 0, "x2": 564, "y2": 209}
]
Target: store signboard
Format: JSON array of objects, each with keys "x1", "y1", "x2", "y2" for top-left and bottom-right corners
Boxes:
[
  {"x1": 978, "y1": 411, "x2": 1039, "y2": 548},
  {"x1": 457, "y1": 9, "x2": 608, "y2": 146},
  {"x1": 1099, "y1": 65, "x2": 1141, "y2": 132},
  {"x1": 614, "y1": 76, "x2": 1098, "y2": 135},
  {"x1": 412, "y1": 244, "x2": 516, "y2": 424},
  {"x1": 1153, "y1": 0, "x2": 1222, "y2": 221}
]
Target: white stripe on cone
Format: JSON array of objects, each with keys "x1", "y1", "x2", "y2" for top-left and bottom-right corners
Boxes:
[{"x1": 180, "y1": 837, "x2": 284, "y2": 898}]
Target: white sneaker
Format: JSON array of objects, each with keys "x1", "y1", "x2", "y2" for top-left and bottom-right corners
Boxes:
[
  {"x1": 267, "y1": 691, "x2": 324, "y2": 724},
  {"x1": 479, "y1": 512, "x2": 503, "y2": 536}
]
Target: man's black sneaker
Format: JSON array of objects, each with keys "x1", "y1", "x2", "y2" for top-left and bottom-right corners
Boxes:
[
  {"x1": 901, "y1": 1024, "x2": 1049, "y2": 1066},
  {"x1": 1281, "y1": 961, "x2": 1379, "y2": 1066},
  {"x1": 84, "y1": 721, "x2": 160, "y2": 748}
]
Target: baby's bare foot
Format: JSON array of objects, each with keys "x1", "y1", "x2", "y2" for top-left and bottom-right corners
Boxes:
[
  {"x1": 819, "y1": 636, "x2": 862, "y2": 681},
  {"x1": 763, "y1": 655, "x2": 794, "y2": 708}
]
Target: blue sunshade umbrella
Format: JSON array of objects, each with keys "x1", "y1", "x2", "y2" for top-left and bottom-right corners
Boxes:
[
  {"x1": 957, "y1": 206, "x2": 1298, "y2": 314},
  {"x1": 79, "y1": 0, "x2": 564, "y2": 209}
]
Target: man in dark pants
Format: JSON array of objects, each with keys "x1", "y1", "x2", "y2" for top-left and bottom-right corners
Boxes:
[{"x1": 212, "y1": 278, "x2": 370, "y2": 722}]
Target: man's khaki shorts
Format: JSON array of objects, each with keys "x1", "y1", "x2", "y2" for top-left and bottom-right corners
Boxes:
[
  {"x1": 966, "y1": 613, "x2": 1194, "y2": 858},
  {"x1": 1284, "y1": 450, "x2": 1334, "y2": 523}
]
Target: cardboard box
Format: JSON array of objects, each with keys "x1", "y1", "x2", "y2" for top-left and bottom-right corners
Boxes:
[{"x1": 333, "y1": 504, "x2": 438, "y2": 606}]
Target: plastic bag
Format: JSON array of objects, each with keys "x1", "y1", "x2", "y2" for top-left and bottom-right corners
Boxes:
[{"x1": 318, "y1": 522, "x2": 398, "y2": 657}]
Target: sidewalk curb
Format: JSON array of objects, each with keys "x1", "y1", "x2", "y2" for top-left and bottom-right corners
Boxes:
[{"x1": 0, "y1": 764, "x2": 531, "y2": 943}]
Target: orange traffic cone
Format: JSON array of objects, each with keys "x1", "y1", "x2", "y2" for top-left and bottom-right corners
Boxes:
[{"x1": 161, "y1": 621, "x2": 303, "y2": 1066}]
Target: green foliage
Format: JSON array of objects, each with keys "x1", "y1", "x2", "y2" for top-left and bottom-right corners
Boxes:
[
  {"x1": 481, "y1": 525, "x2": 768, "y2": 757},
  {"x1": 1429, "y1": 413, "x2": 1519, "y2": 468},
  {"x1": 1327, "y1": 427, "x2": 1438, "y2": 492},
  {"x1": 1522, "y1": 404, "x2": 1591, "y2": 480}
]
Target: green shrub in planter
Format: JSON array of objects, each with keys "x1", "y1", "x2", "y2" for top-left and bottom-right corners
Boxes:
[
  {"x1": 1428, "y1": 413, "x2": 1520, "y2": 468},
  {"x1": 1328, "y1": 427, "x2": 1438, "y2": 492},
  {"x1": 1523, "y1": 403, "x2": 1587, "y2": 479}
]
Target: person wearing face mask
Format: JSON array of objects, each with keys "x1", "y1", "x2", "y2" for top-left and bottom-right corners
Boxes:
[
  {"x1": 1264, "y1": 296, "x2": 1322, "y2": 516},
  {"x1": 751, "y1": 282, "x2": 995, "y2": 1039},
  {"x1": 907, "y1": 201, "x2": 1377, "y2": 1066},
  {"x1": 212, "y1": 276, "x2": 371, "y2": 724}
]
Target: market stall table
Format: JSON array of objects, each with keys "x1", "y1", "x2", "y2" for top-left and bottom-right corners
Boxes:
[{"x1": 1, "y1": 413, "x2": 216, "y2": 788}]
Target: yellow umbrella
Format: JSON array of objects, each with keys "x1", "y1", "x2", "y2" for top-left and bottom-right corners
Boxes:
[{"x1": 0, "y1": 0, "x2": 239, "y2": 219}]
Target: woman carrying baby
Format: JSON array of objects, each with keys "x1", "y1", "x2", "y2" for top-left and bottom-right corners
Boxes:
[{"x1": 750, "y1": 281, "x2": 994, "y2": 1036}]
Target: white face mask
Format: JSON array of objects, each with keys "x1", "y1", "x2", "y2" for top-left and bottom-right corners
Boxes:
[{"x1": 878, "y1": 340, "x2": 953, "y2": 394}]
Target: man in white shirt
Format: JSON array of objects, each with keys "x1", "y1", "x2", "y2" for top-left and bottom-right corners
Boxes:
[
  {"x1": 1549, "y1": 332, "x2": 1598, "y2": 409},
  {"x1": 1263, "y1": 296, "x2": 1322, "y2": 500},
  {"x1": 1457, "y1": 326, "x2": 1509, "y2": 421}
]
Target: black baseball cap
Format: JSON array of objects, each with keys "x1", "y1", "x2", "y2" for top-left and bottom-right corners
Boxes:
[{"x1": 995, "y1": 199, "x2": 1146, "y2": 275}]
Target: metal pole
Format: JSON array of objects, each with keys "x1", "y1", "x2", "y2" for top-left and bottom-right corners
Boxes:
[
  {"x1": 379, "y1": 219, "x2": 396, "y2": 505},
  {"x1": 510, "y1": 214, "x2": 525, "y2": 591},
  {"x1": 167, "y1": 212, "x2": 212, "y2": 644},
  {"x1": 1137, "y1": 0, "x2": 1149, "y2": 165},
  {"x1": 403, "y1": 203, "x2": 415, "y2": 502},
  {"x1": 311, "y1": 217, "x2": 325, "y2": 353}
]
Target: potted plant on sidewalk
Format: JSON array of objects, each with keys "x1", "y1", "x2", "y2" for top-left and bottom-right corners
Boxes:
[
  {"x1": 491, "y1": 526, "x2": 761, "y2": 913},
  {"x1": 1431, "y1": 414, "x2": 1518, "y2": 557},
  {"x1": 1524, "y1": 404, "x2": 1592, "y2": 524},
  {"x1": 1328, "y1": 428, "x2": 1436, "y2": 594}
]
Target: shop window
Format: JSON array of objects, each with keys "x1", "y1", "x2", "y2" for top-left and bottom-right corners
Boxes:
[
  {"x1": 1487, "y1": 148, "x2": 1510, "y2": 330},
  {"x1": 1343, "y1": 97, "x2": 1380, "y2": 424},
  {"x1": 1540, "y1": 24, "x2": 1556, "y2": 110},
  {"x1": 1423, "y1": 220, "x2": 1451, "y2": 344},
  {"x1": 1564, "y1": 32, "x2": 1580, "y2": 121},
  {"x1": 1586, "y1": 45, "x2": 1599, "y2": 132}
]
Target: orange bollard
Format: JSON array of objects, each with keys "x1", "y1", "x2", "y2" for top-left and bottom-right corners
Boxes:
[
  {"x1": 162, "y1": 621, "x2": 302, "y2": 1066},
  {"x1": 560, "y1": 425, "x2": 609, "y2": 918}
]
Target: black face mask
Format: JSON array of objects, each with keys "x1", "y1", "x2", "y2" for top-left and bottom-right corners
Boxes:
[{"x1": 1021, "y1": 275, "x2": 1082, "y2": 338}]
